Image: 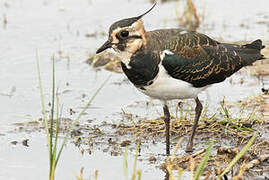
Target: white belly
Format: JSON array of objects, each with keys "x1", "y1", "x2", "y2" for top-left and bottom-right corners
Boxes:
[{"x1": 138, "y1": 66, "x2": 208, "y2": 100}]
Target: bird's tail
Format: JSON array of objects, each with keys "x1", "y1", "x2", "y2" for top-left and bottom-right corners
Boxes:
[
  {"x1": 243, "y1": 39, "x2": 265, "y2": 51},
  {"x1": 221, "y1": 39, "x2": 266, "y2": 66},
  {"x1": 241, "y1": 39, "x2": 265, "y2": 61}
]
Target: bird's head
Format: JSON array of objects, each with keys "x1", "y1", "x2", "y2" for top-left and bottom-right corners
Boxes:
[{"x1": 96, "y1": 3, "x2": 156, "y2": 55}]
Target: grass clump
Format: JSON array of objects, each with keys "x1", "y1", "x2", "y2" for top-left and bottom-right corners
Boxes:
[
  {"x1": 164, "y1": 133, "x2": 258, "y2": 179},
  {"x1": 123, "y1": 140, "x2": 142, "y2": 180},
  {"x1": 117, "y1": 97, "x2": 262, "y2": 145},
  {"x1": 117, "y1": 96, "x2": 267, "y2": 179},
  {"x1": 36, "y1": 50, "x2": 110, "y2": 180},
  {"x1": 217, "y1": 133, "x2": 257, "y2": 180}
]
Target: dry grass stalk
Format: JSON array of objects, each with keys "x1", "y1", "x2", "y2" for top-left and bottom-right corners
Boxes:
[
  {"x1": 177, "y1": 0, "x2": 200, "y2": 31},
  {"x1": 233, "y1": 154, "x2": 269, "y2": 179},
  {"x1": 190, "y1": 156, "x2": 195, "y2": 180}
]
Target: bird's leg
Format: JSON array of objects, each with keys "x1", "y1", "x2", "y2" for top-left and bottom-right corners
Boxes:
[
  {"x1": 186, "y1": 97, "x2": 203, "y2": 152},
  {"x1": 163, "y1": 104, "x2": 170, "y2": 156}
]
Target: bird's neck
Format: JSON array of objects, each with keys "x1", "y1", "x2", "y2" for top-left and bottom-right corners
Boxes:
[
  {"x1": 117, "y1": 42, "x2": 147, "y2": 68},
  {"x1": 121, "y1": 51, "x2": 159, "y2": 87}
]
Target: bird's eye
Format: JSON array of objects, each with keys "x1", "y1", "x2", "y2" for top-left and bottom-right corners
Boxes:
[{"x1": 120, "y1": 31, "x2": 129, "y2": 38}]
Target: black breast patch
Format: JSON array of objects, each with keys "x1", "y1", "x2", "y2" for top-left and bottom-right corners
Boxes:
[{"x1": 121, "y1": 52, "x2": 159, "y2": 87}]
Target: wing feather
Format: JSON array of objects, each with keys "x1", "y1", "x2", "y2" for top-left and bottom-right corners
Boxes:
[{"x1": 162, "y1": 33, "x2": 264, "y2": 87}]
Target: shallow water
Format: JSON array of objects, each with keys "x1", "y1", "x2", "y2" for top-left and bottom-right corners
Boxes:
[{"x1": 0, "y1": 0, "x2": 268, "y2": 179}]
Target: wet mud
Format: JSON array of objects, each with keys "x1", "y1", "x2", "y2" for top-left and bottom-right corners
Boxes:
[{"x1": 1, "y1": 0, "x2": 269, "y2": 179}]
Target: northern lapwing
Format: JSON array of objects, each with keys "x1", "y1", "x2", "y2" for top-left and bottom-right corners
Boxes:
[{"x1": 96, "y1": 3, "x2": 265, "y2": 155}]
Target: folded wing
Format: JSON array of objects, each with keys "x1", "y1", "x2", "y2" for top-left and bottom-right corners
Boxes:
[{"x1": 162, "y1": 34, "x2": 265, "y2": 88}]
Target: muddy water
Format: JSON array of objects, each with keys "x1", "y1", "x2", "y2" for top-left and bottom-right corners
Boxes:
[{"x1": 0, "y1": 0, "x2": 268, "y2": 179}]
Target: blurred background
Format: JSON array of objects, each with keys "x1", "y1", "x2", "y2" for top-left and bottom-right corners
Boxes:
[{"x1": 0, "y1": 0, "x2": 268, "y2": 179}]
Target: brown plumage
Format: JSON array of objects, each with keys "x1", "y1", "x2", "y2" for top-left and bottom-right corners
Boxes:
[
  {"x1": 96, "y1": 3, "x2": 265, "y2": 155},
  {"x1": 134, "y1": 29, "x2": 265, "y2": 88},
  {"x1": 146, "y1": 30, "x2": 265, "y2": 87}
]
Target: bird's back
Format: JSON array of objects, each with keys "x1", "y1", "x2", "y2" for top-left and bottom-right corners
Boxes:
[
  {"x1": 145, "y1": 29, "x2": 265, "y2": 87},
  {"x1": 145, "y1": 29, "x2": 218, "y2": 53}
]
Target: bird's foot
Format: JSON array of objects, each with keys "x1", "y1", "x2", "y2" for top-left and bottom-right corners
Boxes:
[{"x1": 185, "y1": 143, "x2": 194, "y2": 153}]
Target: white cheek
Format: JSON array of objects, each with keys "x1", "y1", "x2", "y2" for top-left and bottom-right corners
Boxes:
[
  {"x1": 126, "y1": 39, "x2": 142, "y2": 52},
  {"x1": 115, "y1": 51, "x2": 132, "y2": 69}
]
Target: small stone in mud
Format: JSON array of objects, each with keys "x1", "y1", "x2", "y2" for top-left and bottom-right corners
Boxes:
[
  {"x1": 103, "y1": 147, "x2": 109, "y2": 153},
  {"x1": 85, "y1": 33, "x2": 97, "y2": 38},
  {"x1": 111, "y1": 150, "x2": 120, "y2": 156},
  {"x1": 87, "y1": 119, "x2": 93, "y2": 123},
  {"x1": 10, "y1": 141, "x2": 18, "y2": 145},
  {"x1": 22, "y1": 139, "x2": 29, "y2": 147},
  {"x1": 120, "y1": 140, "x2": 131, "y2": 147},
  {"x1": 148, "y1": 156, "x2": 157, "y2": 162},
  {"x1": 71, "y1": 129, "x2": 83, "y2": 137}
]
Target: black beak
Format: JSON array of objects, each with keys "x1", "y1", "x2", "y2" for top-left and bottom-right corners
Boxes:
[{"x1": 96, "y1": 40, "x2": 112, "y2": 54}]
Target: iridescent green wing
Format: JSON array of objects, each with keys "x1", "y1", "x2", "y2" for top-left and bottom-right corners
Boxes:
[{"x1": 162, "y1": 32, "x2": 264, "y2": 87}]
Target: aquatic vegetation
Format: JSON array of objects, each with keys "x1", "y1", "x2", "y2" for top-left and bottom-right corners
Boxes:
[
  {"x1": 36, "y1": 50, "x2": 110, "y2": 180},
  {"x1": 176, "y1": 0, "x2": 200, "y2": 31}
]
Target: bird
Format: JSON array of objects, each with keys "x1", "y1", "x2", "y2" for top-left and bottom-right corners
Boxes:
[{"x1": 96, "y1": 3, "x2": 265, "y2": 155}]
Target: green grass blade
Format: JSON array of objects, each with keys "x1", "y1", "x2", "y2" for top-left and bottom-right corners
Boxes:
[
  {"x1": 51, "y1": 95, "x2": 63, "y2": 178},
  {"x1": 136, "y1": 170, "x2": 142, "y2": 180},
  {"x1": 177, "y1": 168, "x2": 183, "y2": 180},
  {"x1": 220, "y1": 101, "x2": 230, "y2": 119},
  {"x1": 194, "y1": 140, "x2": 214, "y2": 180},
  {"x1": 123, "y1": 147, "x2": 128, "y2": 180},
  {"x1": 94, "y1": 170, "x2": 98, "y2": 180},
  {"x1": 52, "y1": 94, "x2": 61, "y2": 162},
  {"x1": 36, "y1": 49, "x2": 50, "y2": 142},
  {"x1": 217, "y1": 133, "x2": 257, "y2": 180},
  {"x1": 55, "y1": 74, "x2": 111, "y2": 166},
  {"x1": 36, "y1": 49, "x2": 52, "y2": 172},
  {"x1": 132, "y1": 140, "x2": 140, "y2": 180},
  {"x1": 49, "y1": 55, "x2": 56, "y2": 177}
]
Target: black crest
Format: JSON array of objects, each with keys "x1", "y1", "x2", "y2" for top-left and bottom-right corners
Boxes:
[{"x1": 109, "y1": 2, "x2": 157, "y2": 34}]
